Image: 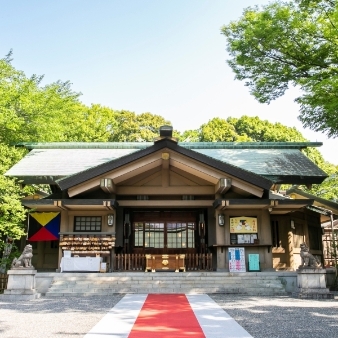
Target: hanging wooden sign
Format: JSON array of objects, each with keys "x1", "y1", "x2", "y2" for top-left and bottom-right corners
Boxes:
[{"x1": 230, "y1": 216, "x2": 258, "y2": 234}]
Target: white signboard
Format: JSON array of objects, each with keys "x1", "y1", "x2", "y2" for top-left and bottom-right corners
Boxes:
[{"x1": 228, "y1": 247, "x2": 246, "y2": 272}]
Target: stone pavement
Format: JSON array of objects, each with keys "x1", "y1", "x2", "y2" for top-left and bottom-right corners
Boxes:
[
  {"x1": 84, "y1": 294, "x2": 252, "y2": 337},
  {"x1": 1, "y1": 294, "x2": 338, "y2": 338}
]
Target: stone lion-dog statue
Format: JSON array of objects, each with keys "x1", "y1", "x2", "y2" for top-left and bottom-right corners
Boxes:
[
  {"x1": 299, "y1": 243, "x2": 321, "y2": 269},
  {"x1": 11, "y1": 244, "x2": 34, "y2": 269}
]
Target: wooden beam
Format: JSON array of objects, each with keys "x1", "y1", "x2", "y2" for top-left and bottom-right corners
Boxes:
[
  {"x1": 112, "y1": 158, "x2": 162, "y2": 184},
  {"x1": 215, "y1": 178, "x2": 232, "y2": 194},
  {"x1": 68, "y1": 159, "x2": 162, "y2": 197},
  {"x1": 118, "y1": 200, "x2": 214, "y2": 207},
  {"x1": 117, "y1": 185, "x2": 214, "y2": 195},
  {"x1": 170, "y1": 158, "x2": 219, "y2": 184}
]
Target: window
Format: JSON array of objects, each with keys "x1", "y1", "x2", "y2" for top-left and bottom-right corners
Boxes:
[
  {"x1": 74, "y1": 216, "x2": 102, "y2": 232},
  {"x1": 133, "y1": 221, "x2": 195, "y2": 249},
  {"x1": 134, "y1": 222, "x2": 144, "y2": 247}
]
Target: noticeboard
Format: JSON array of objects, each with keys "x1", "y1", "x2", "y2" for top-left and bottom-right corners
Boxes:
[
  {"x1": 228, "y1": 247, "x2": 246, "y2": 272},
  {"x1": 248, "y1": 254, "x2": 260, "y2": 271}
]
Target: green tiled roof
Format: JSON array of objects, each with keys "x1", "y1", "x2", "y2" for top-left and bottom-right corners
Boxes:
[
  {"x1": 6, "y1": 141, "x2": 327, "y2": 185},
  {"x1": 194, "y1": 148, "x2": 326, "y2": 183}
]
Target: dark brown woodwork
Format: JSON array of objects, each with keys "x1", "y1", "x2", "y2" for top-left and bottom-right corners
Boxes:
[
  {"x1": 124, "y1": 209, "x2": 204, "y2": 256},
  {"x1": 112, "y1": 253, "x2": 213, "y2": 271}
]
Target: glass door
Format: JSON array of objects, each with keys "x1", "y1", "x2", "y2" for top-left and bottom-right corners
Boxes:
[
  {"x1": 167, "y1": 222, "x2": 195, "y2": 250},
  {"x1": 145, "y1": 223, "x2": 165, "y2": 249},
  {"x1": 133, "y1": 221, "x2": 196, "y2": 254}
]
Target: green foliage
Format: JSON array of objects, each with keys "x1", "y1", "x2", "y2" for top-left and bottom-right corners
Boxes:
[
  {"x1": 179, "y1": 129, "x2": 201, "y2": 142},
  {"x1": 0, "y1": 55, "x2": 82, "y2": 144},
  {"x1": 306, "y1": 158, "x2": 338, "y2": 201},
  {"x1": 63, "y1": 104, "x2": 116, "y2": 142},
  {"x1": 221, "y1": 0, "x2": 338, "y2": 137},
  {"x1": 0, "y1": 143, "x2": 27, "y2": 174},
  {"x1": 190, "y1": 115, "x2": 309, "y2": 142},
  {"x1": 200, "y1": 118, "x2": 237, "y2": 142},
  {"x1": 0, "y1": 174, "x2": 26, "y2": 242},
  {"x1": 0, "y1": 242, "x2": 20, "y2": 273},
  {"x1": 0, "y1": 143, "x2": 28, "y2": 252},
  {"x1": 227, "y1": 116, "x2": 307, "y2": 142},
  {"x1": 109, "y1": 111, "x2": 172, "y2": 142}
]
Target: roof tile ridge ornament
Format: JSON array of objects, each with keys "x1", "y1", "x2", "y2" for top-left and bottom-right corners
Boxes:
[{"x1": 154, "y1": 125, "x2": 178, "y2": 144}]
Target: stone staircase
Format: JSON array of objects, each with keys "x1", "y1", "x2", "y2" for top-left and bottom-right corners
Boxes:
[{"x1": 45, "y1": 272, "x2": 287, "y2": 297}]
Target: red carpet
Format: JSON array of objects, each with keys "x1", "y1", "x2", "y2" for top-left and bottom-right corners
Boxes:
[{"x1": 128, "y1": 294, "x2": 205, "y2": 338}]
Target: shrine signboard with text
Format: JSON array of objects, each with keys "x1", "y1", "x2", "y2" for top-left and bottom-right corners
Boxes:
[{"x1": 230, "y1": 217, "x2": 258, "y2": 233}]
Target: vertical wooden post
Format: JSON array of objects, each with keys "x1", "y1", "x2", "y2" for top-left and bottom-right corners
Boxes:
[{"x1": 288, "y1": 230, "x2": 294, "y2": 270}]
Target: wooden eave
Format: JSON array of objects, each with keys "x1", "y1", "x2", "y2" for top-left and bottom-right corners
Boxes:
[
  {"x1": 22, "y1": 199, "x2": 118, "y2": 211},
  {"x1": 213, "y1": 198, "x2": 313, "y2": 214},
  {"x1": 286, "y1": 188, "x2": 338, "y2": 216}
]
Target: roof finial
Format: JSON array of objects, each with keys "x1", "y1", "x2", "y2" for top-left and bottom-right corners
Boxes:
[{"x1": 154, "y1": 125, "x2": 177, "y2": 143}]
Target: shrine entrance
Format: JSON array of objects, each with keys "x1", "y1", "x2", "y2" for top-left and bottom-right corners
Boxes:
[{"x1": 124, "y1": 210, "x2": 205, "y2": 255}]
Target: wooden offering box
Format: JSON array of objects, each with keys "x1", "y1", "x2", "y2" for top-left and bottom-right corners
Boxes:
[{"x1": 145, "y1": 254, "x2": 185, "y2": 272}]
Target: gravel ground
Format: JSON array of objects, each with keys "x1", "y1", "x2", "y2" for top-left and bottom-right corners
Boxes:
[
  {"x1": 1, "y1": 294, "x2": 338, "y2": 338},
  {"x1": 0, "y1": 295, "x2": 124, "y2": 338},
  {"x1": 209, "y1": 294, "x2": 338, "y2": 338}
]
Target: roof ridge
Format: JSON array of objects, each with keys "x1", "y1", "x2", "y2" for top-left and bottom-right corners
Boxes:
[{"x1": 15, "y1": 141, "x2": 323, "y2": 150}]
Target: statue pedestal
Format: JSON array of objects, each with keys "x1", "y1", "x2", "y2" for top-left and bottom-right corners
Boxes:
[
  {"x1": 1, "y1": 269, "x2": 41, "y2": 301},
  {"x1": 292, "y1": 268, "x2": 334, "y2": 299}
]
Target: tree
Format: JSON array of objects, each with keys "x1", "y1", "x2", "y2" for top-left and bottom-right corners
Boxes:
[
  {"x1": 108, "y1": 110, "x2": 172, "y2": 142},
  {"x1": 179, "y1": 129, "x2": 201, "y2": 142},
  {"x1": 227, "y1": 116, "x2": 307, "y2": 142},
  {"x1": 0, "y1": 53, "x2": 83, "y2": 144},
  {"x1": 63, "y1": 104, "x2": 117, "y2": 142},
  {"x1": 0, "y1": 143, "x2": 30, "y2": 270},
  {"x1": 200, "y1": 118, "x2": 238, "y2": 142},
  {"x1": 221, "y1": 0, "x2": 338, "y2": 137}
]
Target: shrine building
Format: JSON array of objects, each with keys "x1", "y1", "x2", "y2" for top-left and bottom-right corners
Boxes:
[{"x1": 5, "y1": 126, "x2": 329, "y2": 273}]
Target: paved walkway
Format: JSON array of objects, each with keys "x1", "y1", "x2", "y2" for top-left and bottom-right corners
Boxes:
[
  {"x1": 84, "y1": 294, "x2": 252, "y2": 338},
  {"x1": 1, "y1": 294, "x2": 338, "y2": 337}
]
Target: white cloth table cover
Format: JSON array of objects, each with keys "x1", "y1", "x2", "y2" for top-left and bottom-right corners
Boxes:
[{"x1": 60, "y1": 257, "x2": 101, "y2": 272}]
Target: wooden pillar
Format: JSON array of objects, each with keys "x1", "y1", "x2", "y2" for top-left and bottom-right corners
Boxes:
[{"x1": 288, "y1": 230, "x2": 294, "y2": 270}]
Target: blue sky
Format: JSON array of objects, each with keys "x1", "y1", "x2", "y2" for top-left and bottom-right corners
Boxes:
[{"x1": 1, "y1": 0, "x2": 337, "y2": 163}]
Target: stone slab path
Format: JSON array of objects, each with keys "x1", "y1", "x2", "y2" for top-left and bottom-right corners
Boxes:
[{"x1": 84, "y1": 294, "x2": 252, "y2": 338}]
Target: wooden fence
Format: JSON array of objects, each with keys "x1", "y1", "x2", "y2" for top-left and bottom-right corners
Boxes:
[
  {"x1": 185, "y1": 253, "x2": 213, "y2": 271},
  {"x1": 114, "y1": 254, "x2": 145, "y2": 271},
  {"x1": 113, "y1": 253, "x2": 213, "y2": 272},
  {"x1": 0, "y1": 273, "x2": 8, "y2": 293}
]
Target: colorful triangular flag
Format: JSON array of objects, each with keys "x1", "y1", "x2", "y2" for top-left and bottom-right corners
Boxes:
[
  {"x1": 29, "y1": 227, "x2": 59, "y2": 241},
  {"x1": 30, "y1": 212, "x2": 59, "y2": 226},
  {"x1": 28, "y1": 212, "x2": 60, "y2": 241}
]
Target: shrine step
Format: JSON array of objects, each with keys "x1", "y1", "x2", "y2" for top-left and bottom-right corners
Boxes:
[{"x1": 45, "y1": 272, "x2": 287, "y2": 297}]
